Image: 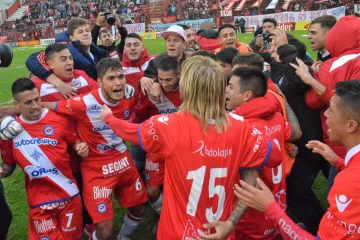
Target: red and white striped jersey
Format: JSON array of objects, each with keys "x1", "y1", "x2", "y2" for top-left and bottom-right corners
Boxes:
[
  {"x1": 1, "y1": 109, "x2": 79, "y2": 208},
  {"x1": 32, "y1": 70, "x2": 99, "y2": 102},
  {"x1": 55, "y1": 89, "x2": 134, "y2": 163}
]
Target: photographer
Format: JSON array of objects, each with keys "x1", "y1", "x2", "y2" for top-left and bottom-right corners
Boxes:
[
  {"x1": 250, "y1": 18, "x2": 277, "y2": 52},
  {"x1": 91, "y1": 12, "x2": 128, "y2": 61}
]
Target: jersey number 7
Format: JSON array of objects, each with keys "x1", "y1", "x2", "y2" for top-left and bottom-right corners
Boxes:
[{"x1": 186, "y1": 166, "x2": 227, "y2": 222}]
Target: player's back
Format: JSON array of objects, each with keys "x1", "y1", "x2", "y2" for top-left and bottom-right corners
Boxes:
[
  {"x1": 150, "y1": 112, "x2": 274, "y2": 239},
  {"x1": 236, "y1": 112, "x2": 290, "y2": 240}
]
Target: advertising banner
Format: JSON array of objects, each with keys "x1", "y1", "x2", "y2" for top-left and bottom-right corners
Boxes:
[
  {"x1": 138, "y1": 32, "x2": 157, "y2": 39},
  {"x1": 0, "y1": 36, "x2": 8, "y2": 43},
  {"x1": 149, "y1": 18, "x2": 214, "y2": 32},
  {"x1": 40, "y1": 38, "x2": 56, "y2": 46},
  {"x1": 123, "y1": 23, "x2": 146, "y2": 34},
  {"x1": 18, "y1": 40, "x2": 40, "y2": 47},
  {"x1": 162, "y1": 16, "x2": 177, "y2": 23},
  {"x1": 234, "y1": 6, "x2": 345, "y2": 28},
  {"x1": 277, "y1": 22, "x2": 295, "y2": 31},
  {"x1": 5, "y1": 42, "x2": 18, "y2": 47},
  {"x1": 295, "y1": 21, "x2": 311, "y2": 30},
  {"x1": 150, "y1": 18, "x2": 163, "y2": 24}
]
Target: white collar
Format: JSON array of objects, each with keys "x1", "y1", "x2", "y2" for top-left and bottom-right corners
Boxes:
[
  {"x1": 345, "y1": 143, "x2": 360, "y2": 166},
  {"x1": 98, "y1": 88, "x2": 119, "y2": 107},
  {"x1": 20, "y1": 108, "x2": 48, "y2": 124},
  {"x1": 322, "y1": 51, "x2": 330, "y2": 58}
]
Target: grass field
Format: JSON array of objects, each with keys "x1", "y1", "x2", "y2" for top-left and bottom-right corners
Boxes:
[{"x1": 1, "y1": 30, "x2": 328, "y2": 240}]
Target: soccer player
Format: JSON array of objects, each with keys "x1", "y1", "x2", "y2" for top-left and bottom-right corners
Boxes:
[
  {"x1": 214, "y1": 24, "x2": 252, "y2": 54},
  {"x1": 225, "y1": 67, "x2": 301, "y2": 239},
  {"x1": 42, "y1": 58, "x2": 148, "y2": 240},
  {"x1": 99, "y1": 56, "x2": 282, "y2": 239},
  {"x1": 0, "y1": 78, "x2": 89, "y2": 239},
  {"x1": 235, "y1": 80, "x2": 360, "y2": 240},
  {"x1": 130, "y1": 55, "x2": 181, "y2": 230}
]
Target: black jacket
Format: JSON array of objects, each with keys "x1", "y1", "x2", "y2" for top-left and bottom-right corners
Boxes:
[
  {"x1": 144, "y1": 52, "x2": 186, "y2": 79},
  {"x1": 91, "y1": 24, "x2": 128, "y2": 61},
  {"x1": 270, "y1": 43, "x2": 324, "y2": 160}
]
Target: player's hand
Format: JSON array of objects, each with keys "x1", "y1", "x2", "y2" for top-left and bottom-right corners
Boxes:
[
  {"x1": 290, "y1": 58, "x2": 316, "y2": 85},
  {"x1": 288, "y1": 143, "x2": 298, "y2": 157},
  {"x1": 100, "y1": 105, "x2": 113, "y2": 122},
  {"x1": 234, "y1": 178, "x2": 274, "y2": 212},
  {"x1": 306, "y1": 140, "x2": 338, "y2": 165},
  {"x1": 96, "y1": 13, "x2": 106, "y2": 26},
  {"x1": 149, "y1": 82, "x2": 164, "y2": 103},
  {"x1": 140, "y1": 77, "x2": 153, "y2": 95},
  {"x1": 197, "y1": 220, "x2": 234, "y2": 240},
  {"x1": 0, "y1": 116, "x2": 23, "y2": 140},
  {"x1": 57, "y1": 81, "x2": 78, "y2": 99},
  {"x1": 311, "y1": 61, "x2": 322, "y2": 73},
  {"x1": 269, "y1": 29, "x2": 288, "y2": 46},
  {"x1": 75, "y1": 142, "x2": 89, "y2": 157},
  {"x1": 255, "y1": 35, "x2": 264, "y2": 45},
  {"x1": 124, "y1": 84, "x2": 135, "y2": 99}
]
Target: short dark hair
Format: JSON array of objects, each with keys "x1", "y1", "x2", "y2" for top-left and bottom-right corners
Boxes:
[
  {"x1": 96, "y1": 58, "x2": 123, "y2": 80},
  {"x1": 157, "y1": 55, "x2": 180, "y2": 74},
  {"x1": 67, "y1": 18, "x2": 89, "y2": 36},
  {"x1": 263, "y1": 18, "x2": 277, "y2": 27},
  {"x1": 216, "y1": 48, "x2": 239, "y2": 66},
  {"x1": 179, "y1": 24, "x2": 191, "y2": 31},
  {"x1": 192, "y1": 50, "x2": 217, "y2": 61},
  {"x1": 310, "y1": 15, "x2": 337, "y2": 30},
  {"x1": 232, "y1": 53, "x2": 264, "y2": 70},
  {"x1": 232, "y1": 67, "x2": 267, "y2": 98},
  {"x1": 45, "y1": 43, "x2": 68, "y2": 61},
  {"x1": 335, "y1": 80, "x2": 360, "y2": 123},
  {"x1": 99, "y1": 29, "x2": 111, "y2": 39},
  {"x1": 125, "y1": 33, "x2": 143, "y2": 42},
  {"x1": 12, "y1": 78, "x2": 37, "y2": 101},
  {"x1": 218, "y1": 24, "x2": 236, "y2": 35}
]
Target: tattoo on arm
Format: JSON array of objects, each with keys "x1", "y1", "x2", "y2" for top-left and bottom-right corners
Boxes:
[
  {"x1": 1, "y1": 162, "x2": 15, "y2": 178},
  {"x1": 284, "y1": 99, "x2": 301, "y2": 139},
  {"x1": 227, "y1": 169, "x2": 260, "y2": 226}
]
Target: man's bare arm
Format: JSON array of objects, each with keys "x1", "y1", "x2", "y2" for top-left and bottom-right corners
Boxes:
[
  {"x1": 41, "y1": 102, "x2": 57, "y2": 111},
  {"x1": 284, "y1": 99, "x2": 302, "y2": 141},
  {"x1": 0, "y1": 106, "x2": 21, "y2": 119}
]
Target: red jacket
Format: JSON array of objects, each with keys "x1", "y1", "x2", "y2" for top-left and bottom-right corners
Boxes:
[
  {"x1": 304, "y1": 16, "x2": 360, "y2": 158},
  {"x1": 121, "y1": 48, "x2": 156, "y2": 103}
]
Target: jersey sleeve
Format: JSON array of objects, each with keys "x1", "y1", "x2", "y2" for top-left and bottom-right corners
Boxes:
[
  {"x1": 1, "y1": 140, "x2": 16, "y2": 166},
  {"x1": 61, "y1": 116, "x2": 78, "y2": 145},
  {"x1": 284, "y1": 120, "x2": 291, "y2": 141},
  {"x1": 25, "y1": 51, "x2": 53, "y2": 80},
  {"x1": 138, "y1": 114, "x2": 178, "y2": 159},
  {"x1": 54, "y1": 96, "x2": 86, "y2": 119},
  {"x1": 238, "y1": 123, "x2": 282, "y2": 170}
]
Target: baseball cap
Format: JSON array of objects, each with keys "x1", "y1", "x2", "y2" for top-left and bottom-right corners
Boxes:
[{"x1": 161, "y1": 25, "x2": 187, "y2": 42}]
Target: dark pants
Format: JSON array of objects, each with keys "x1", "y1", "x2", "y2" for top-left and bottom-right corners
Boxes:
[
  {"x1": 286, "y1": 152, "x2": 330, "y2": 235},
  {"x1": 0, "y1": 180, "x2": 12, "y2": 240}
]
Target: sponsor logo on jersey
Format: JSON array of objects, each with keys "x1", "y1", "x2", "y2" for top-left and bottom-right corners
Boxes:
[
  {"x1": 124, "y1": 109, "x2": 130, "y2": 118},
  {"x1": 264, "y1": 124, "x2": 281, "y2": 136},
  {"x1": 65, "y1": 99, "x2": 72, "y2": 112},
  {"x1": 157, "y1": 115, "x2": 169, "y2": 125},
  {"x1": 145, "y1": 160, "x2": 159, "y2": 172},
  {"x1": 97, "y1": 144, "x2": 117, "y2": 153},
  {"x1": 89, "y1": 104, "x2": 101, "y2": 112},
  {"x1": 193, "y1": 141, "x2": 232, "y2": 158},
  {"x1": 93, "y1": 186, "x2": 112, "y2": 199},
  {"x1": 40, "y1": 237, "x2": 50, "y2": 240},
  {"x1": 278, "y1": 218, "x2": 301, "y2": 239},
  {"x1": 93, "y1": 125, "x2": 111, "y2": 132},
  {"x1": 71, "y1": 79, "x2": 81, "y2": 89},
  {"x1": 14, "y1": 138, "x2": 57, "y2": 148},
  {"x1": 145, "y1": 173, "x2": 151, "y2": 181},
  {"x1": 335, "y1": 194, "x2": 352, "y2": 212},
  {"x1": 102, "y1": 157, "x2": 130, "y2": 175},
  {"x1": 33, "y1": 219, "x2": 54, "y2": 234},
  {"x1": 97, "y1": 203, "x2": 107, "y2": 213},
  {"x1": 43, "y1": 125, "x2": 55, "y2": 136},
  {"x1": 159, "y1": 108, "x2": 179, "y2": 114},
  {"x1": 325, "y1": 211, "x2": 360, "y2": 235},
  {"x1": 24, "y1": 165, "x2": 59, "y2": 180},
  {"x1": 264, "y1": 229, "x2": 276, "y2": 235},
  {"x1": 73, "y1": 97, "x2": 81, "y2": 101},
  {"x1": 275, "y1": 189, "x2": 287, "y2": 210}
]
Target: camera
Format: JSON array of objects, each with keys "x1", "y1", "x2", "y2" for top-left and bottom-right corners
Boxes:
[
  {"x1": 103, "y1": 10, "x2": 115, "y2": 25},
  {"x1": 262, "y1": 32, "x2": 272, "y2": 43},
  {"x1": 0, "y1": 44, "x2": 13, "y2": 68}
]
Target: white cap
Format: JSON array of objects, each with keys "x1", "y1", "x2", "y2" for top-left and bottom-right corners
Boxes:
[{"x1": 161, "y1": 25, "x2": 187, "y2": 42}]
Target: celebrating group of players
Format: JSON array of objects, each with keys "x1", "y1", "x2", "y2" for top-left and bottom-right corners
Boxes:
[{"x1": 0, "y1": 12, "x2": 360, "y2": 240}]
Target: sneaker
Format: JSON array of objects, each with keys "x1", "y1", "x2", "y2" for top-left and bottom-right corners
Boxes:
[
  {"x1": 152, "y1": 224, "x2": 158, "y2": 235},
  {"x1": 84, "y1": 224, "x2": 96, "y2": 240}
]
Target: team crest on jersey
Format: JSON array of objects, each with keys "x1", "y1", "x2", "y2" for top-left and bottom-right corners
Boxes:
[
  {"x1": 40, "y1": 237, "x2": 50, "y2": 240},
  {"x1": 124, "y1": 109, "x2": 130, "y2": 118},
  {"x1": 43, "y1": 125, "x2": 55, "y2": 136},
  {"x1": 71, "y1": 80, "x2": 81, "y2": 89},
  {"x1": 97, "y1": 203, "x2": 107, "y2": 213},
  {"x1": 145, "y1": 173, "x2": 150, "y2": 181}
]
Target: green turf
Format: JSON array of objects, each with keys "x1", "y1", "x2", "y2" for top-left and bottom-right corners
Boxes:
[{"x1": 1, "y1": 30, "x2": 328, "y2": 239}]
